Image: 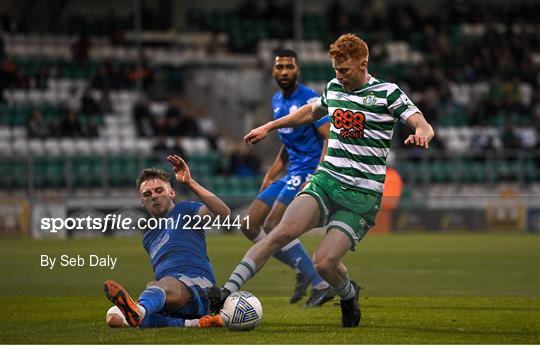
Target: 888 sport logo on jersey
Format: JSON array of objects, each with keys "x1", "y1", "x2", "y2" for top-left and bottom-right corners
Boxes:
[{"x1": 332, "y1": 108, "x2": 366, "y2": 139}]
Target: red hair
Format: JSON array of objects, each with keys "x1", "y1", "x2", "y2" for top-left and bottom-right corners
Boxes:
[{"x1": 329, "y1": 33, "x2": 369, "y2": 62}]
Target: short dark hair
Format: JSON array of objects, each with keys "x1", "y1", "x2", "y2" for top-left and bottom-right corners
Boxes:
[
  {"x1": 273, "y1": 49, "x2": 299, "y2": 64},
  {"x1": 136, "y1": 168, "x2": 171, "y2": 190}
]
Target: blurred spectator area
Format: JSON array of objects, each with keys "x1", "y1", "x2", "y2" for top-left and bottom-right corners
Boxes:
[{"x1": 0, "y1": 0, "x2": 539, "y2": 201}]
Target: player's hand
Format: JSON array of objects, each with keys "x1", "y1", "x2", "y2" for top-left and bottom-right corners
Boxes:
[
  {"x1": 244, "y1": 124, "x2": 270, "y2": 145},
  {"x1": 404, "y1": 134, "x2": 429, "y2": 149},
  {"x1": 167, "y1": 155, "x2": 193, "y2": 184}
]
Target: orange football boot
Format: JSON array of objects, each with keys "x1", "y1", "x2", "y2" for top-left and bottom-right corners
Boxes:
[
  {"x1": 198, "y1": 314, "x2": 224, "y2": 328},
  {"x1": 103, "y1": 280, "x2": 141, "y2": 327}
]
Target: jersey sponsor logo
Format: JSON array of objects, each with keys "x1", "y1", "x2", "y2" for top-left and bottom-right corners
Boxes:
[
  {"x1": 278, "y1": 127, "x2": 293, "y2": 134},
  {"x1": 289, "y1": 105, "x2": 298, "y2": 113},
  {"x1": 332, "y1": 108, "x2": 366, "y2": 139}
]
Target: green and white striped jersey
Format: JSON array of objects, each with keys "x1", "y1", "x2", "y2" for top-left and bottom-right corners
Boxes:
[{"x1": 316, "y1": 76, "x2": 420, "y2": 195}]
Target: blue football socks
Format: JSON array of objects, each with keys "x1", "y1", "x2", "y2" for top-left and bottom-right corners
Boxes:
[
  {"x1": 280, "y1": 240, "x2": 327, "y2": 287},
  {"x1": 138, "y1": 286, "x2": 166, "y2": 317}
]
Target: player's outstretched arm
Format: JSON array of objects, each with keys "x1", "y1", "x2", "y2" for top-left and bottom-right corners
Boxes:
[
  {"x1": 167, "y1": 155, "x2": 230, "y2": 219},
  {"x1": 404, "y1": 112, "x2": 435, "y2": 149},
  {"x1": 260, "y1": 145, "x2": 287, "y2": 191},
  {"x1": 244, "y1": 102, "x2": 327, "y2": 145}
]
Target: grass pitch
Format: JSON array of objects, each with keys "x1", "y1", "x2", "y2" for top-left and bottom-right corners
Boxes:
[{"x1": 0, "y1": 233, "x2": 539, "y2": 344}]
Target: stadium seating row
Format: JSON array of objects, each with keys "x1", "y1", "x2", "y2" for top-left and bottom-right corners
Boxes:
[
  {"x1": 0, "y1": 104, "x2": 105, "y2": 127},
  {"x1": 0, "y1": 136, "x2": 211, "y2": 156},
  {"x1": 0, "y1": 155, "x2": 261, "y2": 197},
  {"x1": 397, "y1": 158, "x2": 538, "y2": 184},
  {"x1": 3, "y1": 86, "x2": 138, "y2": 108},
  {"x1": 0, "y1": 154, "x2": 535, "y2": 191}
]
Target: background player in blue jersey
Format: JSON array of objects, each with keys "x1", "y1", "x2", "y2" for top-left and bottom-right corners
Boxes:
[
  {"x1": 104, "y1": 155, "x2": 230, "y2": 329},
  {"x1": 239, "y1": 49, "x2": 335, "y2": 307}
]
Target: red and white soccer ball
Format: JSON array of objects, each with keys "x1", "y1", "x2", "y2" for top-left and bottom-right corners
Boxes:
[{"x1": 219, "y1": 291, "x2": 263, "y2": 331}]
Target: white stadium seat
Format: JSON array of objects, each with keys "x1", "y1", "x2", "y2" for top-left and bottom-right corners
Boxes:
[
  {"x1": 28, "y1": 139, "x2": 45, "y2": 155},
  {"x1": 44, "y1": 139, "x2": 61, "y2": 155},
  {"x1": 12, "y1": 139, "x2": 29, "y2": 155},
  {"x1": 59, "y1": 138, "x2": 76, "y2": 155}
]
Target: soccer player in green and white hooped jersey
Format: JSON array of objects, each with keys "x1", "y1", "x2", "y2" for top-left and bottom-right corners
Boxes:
[{"x1": 208, "y1": 33, "x2": 435, "y2": 328}]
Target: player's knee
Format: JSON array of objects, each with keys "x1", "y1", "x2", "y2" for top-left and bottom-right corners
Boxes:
[
  {"x1": 241, "y1": 218, "x2": 260, "y2": 241},
  {"x1": 156, "y1": 277, "x2": 178, "y2": 296},
  {"x1": 313, "y1": 256, "x2": 338, "y2": 277},
  {"x1": 267, "y1": 226, "x2": 296, "y2": 247},
  {"x1": 146, "y1": 280, "x2": 159, "y2": 288},
  {"x1": 262, "y1": 216, "x2": 279, "y2": 234},
  {"x1": 157, "y1": 277, "x2": 191, "y2": 306}
]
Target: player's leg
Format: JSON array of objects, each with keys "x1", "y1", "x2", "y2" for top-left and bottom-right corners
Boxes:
[
  {"x1": 164, "y1": 276, "x2": 224, "y2": 327},
  {"x1": 245, "y1": 178, "x2": 314, "y2": 275},
  {"x1": 264, "y1": 201, "x2": 333, "y2": 305},
  {"x1": 312, "y1": 229, "x2": 353, "y2": 288},
  {"x1": 105, "y1": 305, "x2": 217, "y2": 329},
  {"x1": 104, "y1": 277, "x2": 190, "y2": 327},
  {"x1": 243, "y1": 179, "x2": 295, "y2": 267},
  {"x1": 142, "y1": 276, "x2": 224, "y2": 328},
  {"x1": 262, "y1": 201, "x2": 308, "y2": 303},
  {"x1": 312, "y1": 208, "x2": 371, "y2": 327},
  {"x1": 138, "y1": 277, "x2": 191, "y2": 315},
  {"x1": 240, "y1": 199, "x2": 271, "y2": 241},
  {"x1": 105, "y1": 305, "x2": 185, "y2": 328},
  {"x1": 220, "y1": 194, "x2": 321, "y2": 296}
]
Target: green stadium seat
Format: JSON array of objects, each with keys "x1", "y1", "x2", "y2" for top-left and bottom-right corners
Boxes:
[
  {"x1": 524, "y1": 159, "x2": 539, "y2": 182},
  {"x1": 227, "y1": 176, "x2": 245, "y2": 197},
  {"x1": 211, "y1": 176, "x2": 229, "y2": 196},
  {"x1": 109, "y1": 156, "x2": 141, "y2": 187},
  {"x1": 12, "y1": 160, "x2": 29, "y2": 188},
  {"x1": 72, "y1": 156, "x2": 104, "y2": 187},
  {"x1": 33, "y1": 157, "x2": 65, "y2": 188},
  {"x1": 0, "y1": 161, "x2": 10, "y2": 188},
  {"x1": 430, "y1": 161, "x2": 447, "y2": 183}
]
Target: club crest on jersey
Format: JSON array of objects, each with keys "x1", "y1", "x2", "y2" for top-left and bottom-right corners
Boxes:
[{"x1": 363, "y1": 94, "x2": 376, "y2": 106}]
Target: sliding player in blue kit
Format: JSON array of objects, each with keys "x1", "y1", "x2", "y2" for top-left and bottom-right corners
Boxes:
[
  {"x1": 239, "y1": 49, "x2": 335, "y2": 306},
  {"x1": 103, "y1": 155, "x2": 228, "y2": 329}
]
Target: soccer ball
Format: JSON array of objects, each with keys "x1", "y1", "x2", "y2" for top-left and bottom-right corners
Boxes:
[{"x1": 219, "y1": 291, "x2": 263, "y2": 331}]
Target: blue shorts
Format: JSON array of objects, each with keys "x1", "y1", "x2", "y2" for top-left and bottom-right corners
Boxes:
[
  {"x1": 157, "y1": 274, "x2": 213, "y2": 319},
  {"x1": 257, "y1": 172, "x2": 313, "y2": 207}
]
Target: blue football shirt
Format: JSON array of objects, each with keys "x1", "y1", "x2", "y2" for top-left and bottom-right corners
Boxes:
[
  {"x1": 272, "y1": 84, "x2": 329, "y2": 174},
  {"x1": 142, "y1": 201, "x2": 216, "y2": 283}
]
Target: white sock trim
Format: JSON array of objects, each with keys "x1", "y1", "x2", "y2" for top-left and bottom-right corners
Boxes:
[
  {"x1": 253, "y1": 229, "x2": 267, "y2": 243},
  {"x1": 145, "y1": 285, "x2": 166, "y2": 296},
  {"x1": 313, "y1": 281, "x2": 330, "y2": 290},
  {"x1": 137, "y1": 304, "x2": 147, "y2": 320},
  {"x1": 281, "y1": 238, "x2": 300, "y2": 251},
  {"x1": 184, "y1": 319, "x2": 199, "y2": 328}
]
